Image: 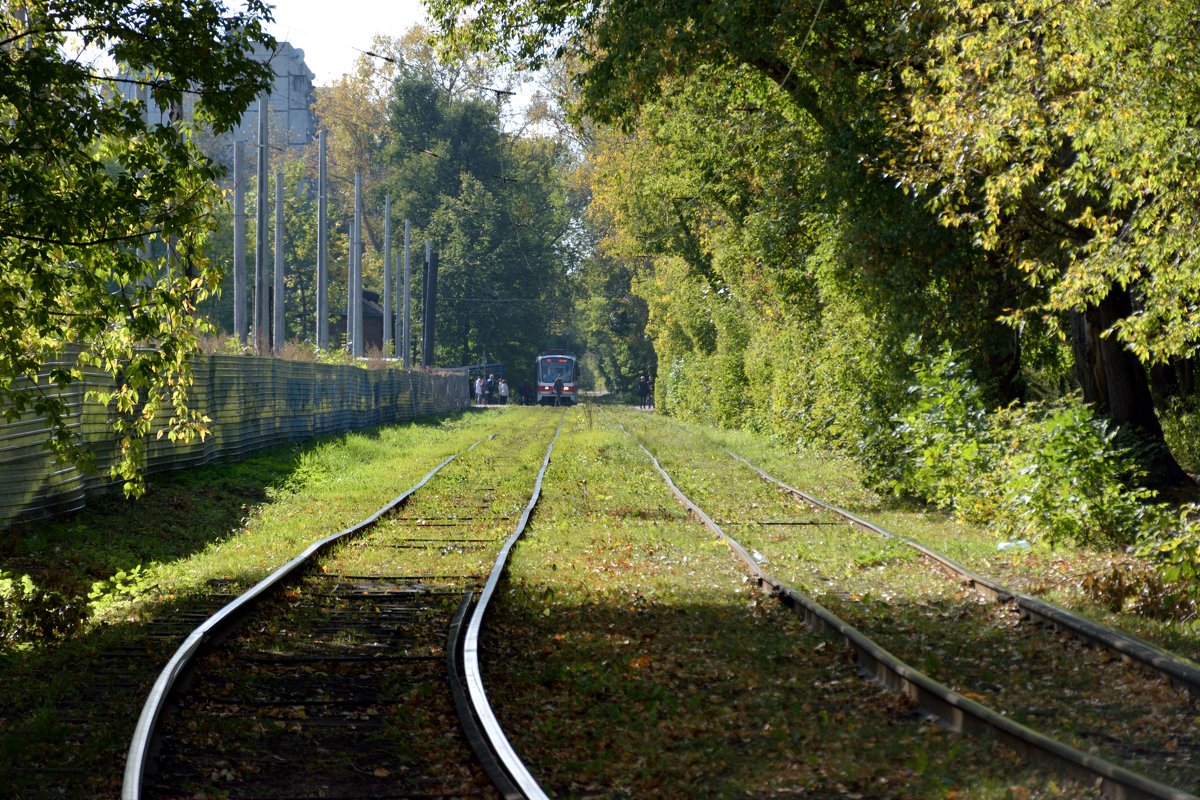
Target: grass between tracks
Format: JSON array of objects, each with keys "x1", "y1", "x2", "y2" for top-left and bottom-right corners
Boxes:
[
  {"x1": 0, "y1": 408, "x2": 511, "y2": 799},
  {"x1": 622, "y1": 409, "x2": 1200, "y2": 792},
  {"x1": 4, "y1": 402, "x2": 1196, "y2": 798},
  {"x1": 484, "y1": 406, "x2": 1094, "y2": 799},
  {"x1": 640, "y1": 412, "x2": 1200, "y2": 664}
]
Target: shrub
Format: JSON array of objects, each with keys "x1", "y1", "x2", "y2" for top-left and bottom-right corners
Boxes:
[
  {"x1": 1135, "y1": 504, "x2": 1200, "y2": 597},
  {"x1": 1159, "y1": 395, "x2": 1200, "y2": 475},
  {"x1": 890, "y1": 346, "x2": 991, "y2": 511},
  {"x1": 0, "y1": 571, "x2": 87, "y2": 648},
  {"x1": 87, "y1": 563, "x2": 157, "y2": 614},
  {"x1": 985, "y1": 401, "x2": 1156, "y2": 548},
  {"x1": 891, "y1": 344, "x2": 1157, "y2": 549}
]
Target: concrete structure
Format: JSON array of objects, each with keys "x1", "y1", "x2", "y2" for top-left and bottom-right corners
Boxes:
[{"x1": 119, "y1": 41, "x2": 317, "y2": 170}]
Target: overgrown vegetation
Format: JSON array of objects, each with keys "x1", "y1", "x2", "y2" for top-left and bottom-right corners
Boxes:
[
  {"x1": 419, "y1": 0, "x2": 1200, "y2": 600},
  {"x1": 7, "y1": 406, "x2": 1199, "y2": 797}
]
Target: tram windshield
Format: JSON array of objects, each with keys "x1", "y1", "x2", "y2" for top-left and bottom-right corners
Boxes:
[{"x1": 539, "y1": 358, "x2": 575, "y2": 383}]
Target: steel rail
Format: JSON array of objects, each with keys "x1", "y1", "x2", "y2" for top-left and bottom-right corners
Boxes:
[
  {"x1": 727, "y1": 449, "x2": 1200, "y2": 696},
  {"x1": 458, "y1": 412, "x2": 567, "y2": 800},
  {"x1": 122, "y1": 434, "x2": 496, "y2": 800},
  {"x1": 634, "y1": 438, "x2": 1198, "y2": 800},
  {"x1": 447, "y1": 590, "x2": 524, "y2": 800}
]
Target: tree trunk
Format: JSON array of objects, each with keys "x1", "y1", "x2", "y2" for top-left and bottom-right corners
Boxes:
[{"x1": 1070, "y1": 285, "x2": 1191, "y2": 486}]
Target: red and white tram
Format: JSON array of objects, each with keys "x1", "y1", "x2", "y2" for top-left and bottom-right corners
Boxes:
[{"x1": 535, "y1": 352, "x2": 578, "y2": 405}]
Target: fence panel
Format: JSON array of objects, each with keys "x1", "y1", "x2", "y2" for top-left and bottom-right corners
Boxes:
[{"x1": 0, "y1": 356, "x2": 468, "y2": 529}]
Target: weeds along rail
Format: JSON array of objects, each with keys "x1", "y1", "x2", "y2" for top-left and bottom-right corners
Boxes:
[
  {"x1": 631, "y1": 433, "x2": 1199, "y2": 800},
  {"x1": 726, "y1": 450, "x2": 1200, "y2": 695},
  {"x1": 124, "y1": 414, "x2": 564, "y2": 800}
]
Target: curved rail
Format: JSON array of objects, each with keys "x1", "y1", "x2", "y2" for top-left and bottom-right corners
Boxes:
[
  {"x1": 122, "y1": 435, "x2": 494, "y2": 800},
  {"x1": 634, "y1": 438, "x2": 1197, "y2": 800},
  {"x1": 727, "y1": 449, "x2": 1200, "y2": 696},
  {"x1": 456, "y1": 413, "x2": 566, "y2": 800}
]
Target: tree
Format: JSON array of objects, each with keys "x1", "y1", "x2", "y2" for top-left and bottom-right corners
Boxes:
[
  {"x1": 427, "y1": 0, "x2": 1031, "y2": 400},
  {"x1": 893, "y1": 0, "x2": 1198, "y2": 483},
  {"x1": 1, "y1": 0, "x2": 275, "y2": 493},
  {"x1": 376, "y1": 49, "x2": 575, "y2": 372}
]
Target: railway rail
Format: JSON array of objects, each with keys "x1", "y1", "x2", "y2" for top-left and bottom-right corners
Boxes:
[
  {"x1": 124, "y1": 415, "x2": 564, "y2": 800},
  {"x1": 630, "y1": 429, "x2": 1200, "y2": 800}
]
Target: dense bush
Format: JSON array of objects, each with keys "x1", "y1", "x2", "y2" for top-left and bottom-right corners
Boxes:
[
  {"x1": 0, "y1": 571, "x2": 87, "y2": 648},
  {"x1": 1159, "y1": 396, "x2": 1200, "y2": 476},
  {"x1": 891, "y1": 345, "x2": 1157, "y2": 549}
]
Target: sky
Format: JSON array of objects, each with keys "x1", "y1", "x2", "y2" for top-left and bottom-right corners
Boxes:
[{"x1": 263, "y1": 0, "x2": 430, "y2": 85}]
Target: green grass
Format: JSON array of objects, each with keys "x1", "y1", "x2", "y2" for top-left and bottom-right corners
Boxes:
[
  {"x1": 7, "y1": 402, "x2": 1190, "y2": 798},
  {"x1": 0, "y1": 408, "x2": 511, "y2": 799},
  {"x1": 482, "y1": 408, "x2": 1094, "y2": 798}
]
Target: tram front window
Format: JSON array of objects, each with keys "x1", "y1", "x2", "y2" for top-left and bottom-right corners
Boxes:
[{"x1": 539, "y1": 360, "x2": 573, "y2": 384}]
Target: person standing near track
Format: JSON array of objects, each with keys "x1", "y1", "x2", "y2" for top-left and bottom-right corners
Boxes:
[
  {"x1": 636, "y1": 374, "x2": 649, "y2": 409},
  {"x1": 498, "y1": 378, "x2": 509, "y2": 405},
  {"x1": 553, "y1": 375, "x2": 564, "y2": 406}
]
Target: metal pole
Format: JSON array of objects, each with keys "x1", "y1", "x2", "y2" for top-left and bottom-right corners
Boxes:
[
  {"x1": 346, "y1": 219, "x2": 354, "y2": 352},
  {"x1": 233, "y1": 140, "x2": 247, "y2": 346},
  {"x1": 273, "y1": 170, "x2": 285, "y2": 355},
  {"x1": 402, "y1": 219, "x2": 411, "y2": 370},
  {"x1": 316, "y1": 130, "x2": 328, "y2": 349},
  {"x1": 254, "y1": 94, "x2": 269, "y2": 355},
  {"x1": 383, "y1": 195, "x2": 392, "y2": 354},
  {"x1": 352, "y1": 171, "x2": 363, "y2": 357},
  {"x1": 422, "y1": 242, "x2": 436, "y2": 367}
]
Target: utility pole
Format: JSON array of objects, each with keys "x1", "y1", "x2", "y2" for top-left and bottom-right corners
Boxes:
[
  {"x1": 402, "y1": 219, "x2": 411, "y2": 370},
  {"x1": 422, "y1": 241, "x2": 436, "y2": 367},
  {"x1": 351, "y1": 171, "x2": 363, "y2": 357},
  {"x1": 273, "y1": 170, "x2": 285, "y2": 355},
  {"x1": 345, "y1": 217, "x2": 354, "y2": 352},
  {"x1": 233, "y1": 140, "x2": 247, "y2": 346},
  {"x1": 316, "y1": 130, "x2": 328, "y2": 349},
  {"x1": 253, "y1": 94, "x2": 269, "y2": 355},
  {"x1": 383, "y1": 195, "x2": 392, "y2": 354}
]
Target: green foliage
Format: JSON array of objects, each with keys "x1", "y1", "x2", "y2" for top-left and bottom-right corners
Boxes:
[
  {"x1": 984, "y1": 403, "x2": 1158, "y2": 549},
  {"x1": 892, "y1": 345, "x2": 1158, "y2": 548},
  {"x1": 1, "y1": 1, "x2": 275, "y2": 495},
  {"x1": 377, "y1": 59, "x2": 576, "y2": 370},
  {"x1": 1135, "y1": 505, "x2": 1200, "y2": 604},
  {"x1": 87, "y1": 563, "x2": 157, "y2": 614},
  {"x1": 0, "y1": 571, "x2": 86, "y2": 648},
  {"x1": 1159, "y1": 396, "x2": 1200, "y2": 476},
  {"x1": 896, "y1": 0, "x2": 1200, "y2": 364},
  {"x1": 890, "y1": 346, "x2": 991, "y2": 512},
  {"x1": 573, "y1": 251, "x2": 656, "y2": 397}
]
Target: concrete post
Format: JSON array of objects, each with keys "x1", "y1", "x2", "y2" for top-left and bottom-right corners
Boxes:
[
  {"x1": 402, "y1": 219, "x2": 411, "y2": 370},
  {"x1": 273, "y1": 170, "x2": 285, "y2": 354},
  {"x1": 383, "y1": 195, "x2": 392, "y2": 353},
  {"x1": 233, "y1": 140, "x2": 247, "y2": 346},
  {"x1": 254, "y1": 95, "x2": 269, "y2": 355},
  {"x1": 316, "y1": 130, "x2": 328, "y2": 349},
  {"x1": 351, "y1": 171, "x2": 363, "y2": 357}
]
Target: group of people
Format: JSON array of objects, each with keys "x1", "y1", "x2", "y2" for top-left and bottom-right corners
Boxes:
[{"x1": 472, "y1": 373, "x2": 535, "y2": 406}]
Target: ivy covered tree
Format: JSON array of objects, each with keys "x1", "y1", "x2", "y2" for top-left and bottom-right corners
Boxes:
[
  {"x1": 0, "y1": 1, "x2": 275, "y2": 493},
  {"x1": 428, "y1": 0, "x2": 1196, "y2": 490}
]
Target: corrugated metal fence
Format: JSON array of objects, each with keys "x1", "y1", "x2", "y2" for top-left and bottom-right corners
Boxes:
[{"x1": 0, "y1": 354, "x2": 469, "y2": 529}]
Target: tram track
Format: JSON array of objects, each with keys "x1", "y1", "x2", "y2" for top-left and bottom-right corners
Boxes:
[
  {"x1": 125, "y1": 413, "x2": 564, "y2": 800},
  {"x1": 628, "y1": 425, "x2": 1200, "y2": 800}
]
